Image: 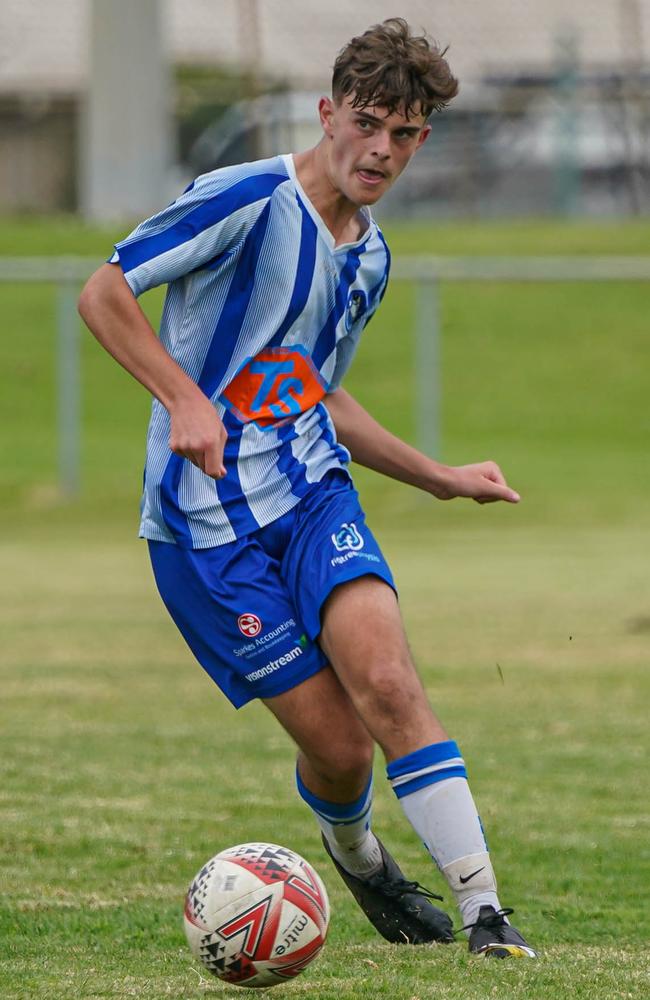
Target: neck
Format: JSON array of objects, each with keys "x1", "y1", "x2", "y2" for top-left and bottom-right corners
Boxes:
[{"x1": 293, "y1": 143, "x2": 367, "y2": 246}]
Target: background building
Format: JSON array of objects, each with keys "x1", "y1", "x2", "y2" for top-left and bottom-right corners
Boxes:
[{"x1": 0, "y1": 0, "x2": 648, "y2": 217}]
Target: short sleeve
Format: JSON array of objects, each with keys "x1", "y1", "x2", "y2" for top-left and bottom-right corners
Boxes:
[{"x1": 111, "y1": 165, "x2": 289, "y2": 297}]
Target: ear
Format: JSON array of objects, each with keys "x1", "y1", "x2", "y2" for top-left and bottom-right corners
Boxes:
[
  {"x1": 415, "y1": 124, "x2": 432, "y2": 150},
  {"x1": 319, "y1": 96, "x2": 336, "y2": 138}
]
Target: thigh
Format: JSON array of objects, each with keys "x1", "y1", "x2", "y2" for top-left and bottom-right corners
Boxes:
[
  {"x1": 281, "y1": 472, "x2": 396, "y2": 642},
  {"x1": 148, "y1": 539, "x2": 327, "y2": 708},
  {"x1": 319, "y1": 575, "x2": 447, "y2": 756}
]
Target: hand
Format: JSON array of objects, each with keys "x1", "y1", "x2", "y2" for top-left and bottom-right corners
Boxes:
[
  {"x1": 168, "y1": 393, "x2": 228, "y2": 478},
  {"x1": 433, "y1": 461, "x2": 520, "y2": 504}
]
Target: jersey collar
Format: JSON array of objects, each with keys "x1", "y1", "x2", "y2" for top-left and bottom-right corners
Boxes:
[{"x1": 283, "y1": 153, "x2": 374, "y2": 254}]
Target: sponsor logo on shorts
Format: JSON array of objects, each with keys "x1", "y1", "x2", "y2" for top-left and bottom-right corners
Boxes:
[
  {"x1": 245, "y1": 645, "x2": 303, "y2": 683},
  {"x1": 331, "y1": 550, "x2": 381, "y2": 567},
  {"x1": 238, "y1": 613, "x2": 262, "y2": 637},
  {"x1": 332, "y1": 522, "x2": 364, "y2": 552},
  {"x1": 233, "y1": 617, "x2": 298, "y2": 659}
]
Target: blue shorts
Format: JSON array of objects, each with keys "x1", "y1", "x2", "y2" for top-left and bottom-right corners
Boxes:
[{"x1": 148, "y1": 471, "x2": 395, "y2": 708}]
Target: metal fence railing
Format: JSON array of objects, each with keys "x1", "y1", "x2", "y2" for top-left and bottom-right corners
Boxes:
[{"x1": 2, "y1": 255, "x2": 650, "y2": 497}]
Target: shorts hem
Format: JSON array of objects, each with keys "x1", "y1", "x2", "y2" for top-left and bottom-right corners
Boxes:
[
  {"x1": 305, "y1": 564, "x2": 397, "y2": 641},
  {"x1": 233, "y1": 655, "x2": 329, "y2": 708}
]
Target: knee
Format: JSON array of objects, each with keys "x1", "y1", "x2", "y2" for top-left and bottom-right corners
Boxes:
[
  {"x1": 300, "y1": 734, "x2": 374, "y2": 791},
  {"x1": 362, "y1": 662, "x2": 426, "y2": 729}
]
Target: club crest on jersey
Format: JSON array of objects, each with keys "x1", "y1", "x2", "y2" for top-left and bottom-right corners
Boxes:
[
  {"x1": 332, "y1": 522, "x2": 364, "y2": 552},
  {"x1": 345, "y1": 290, "x2": 368, "y2": 332}
]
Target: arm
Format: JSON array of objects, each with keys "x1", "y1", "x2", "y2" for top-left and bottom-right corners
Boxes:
[
  {"x1": 78, "y1": 263, "x2": 227, "y2": 478},
  {"x1": 324, "y1": 387, "x2": 520, "y2": 504}
]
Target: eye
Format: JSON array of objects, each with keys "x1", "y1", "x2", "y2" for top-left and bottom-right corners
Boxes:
[{"x1": 357, "y1": 119, "x2": 372, "y2": 131}]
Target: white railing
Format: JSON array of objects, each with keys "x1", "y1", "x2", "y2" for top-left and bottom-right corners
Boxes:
[{"x1": 2, "y1": 255, "x2": 650, "y2": 496}]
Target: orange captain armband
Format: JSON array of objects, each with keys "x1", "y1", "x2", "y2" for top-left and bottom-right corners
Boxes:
[{"x1": 220, "y1": 346, "x2": 328, "y2": 430}]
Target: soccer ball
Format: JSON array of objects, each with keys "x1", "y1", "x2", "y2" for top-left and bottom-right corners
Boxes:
[{"x1": 184, "y1": 842, "x2": 330, "y2": 988}]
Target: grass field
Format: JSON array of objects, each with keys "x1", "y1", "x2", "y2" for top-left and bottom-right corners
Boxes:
[{"x1": 1, "y1": 217, "x2": 649, "y2": 999}]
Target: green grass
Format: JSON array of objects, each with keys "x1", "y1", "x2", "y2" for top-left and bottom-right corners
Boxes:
[{"x1": 1, "y1": 217, "x2": 650, "y2": 998}]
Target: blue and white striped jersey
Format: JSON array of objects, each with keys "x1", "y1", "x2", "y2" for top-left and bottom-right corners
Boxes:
[{"x1": 111, "y1": 154, "x2": 391, "y2": 549}]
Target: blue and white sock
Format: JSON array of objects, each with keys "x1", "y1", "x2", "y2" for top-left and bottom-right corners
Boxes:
[
  {"x1": 296, "y1": 768, "x2": 383, "y2": 878},
  {"x1": 387, "y1": 740, "x2": 502, "y2": 931}
]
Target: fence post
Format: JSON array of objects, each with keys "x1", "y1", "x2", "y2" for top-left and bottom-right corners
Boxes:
[
  {"x1": 415, "y1": 278, "x2": 440, "y2": 459},
  {"x1": 554, "y1": 30, "x2": 581, "y2": 216},
  {"x1": 56, "y1": 282, "x2": 81, "y2": 497}
]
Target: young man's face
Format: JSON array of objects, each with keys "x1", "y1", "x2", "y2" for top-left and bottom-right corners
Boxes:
[{"x1": 319, "y1": 93, "x2": 431, "y2": 206}]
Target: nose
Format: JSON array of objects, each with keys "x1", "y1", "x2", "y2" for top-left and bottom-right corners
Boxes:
[{"x1": 370, "y1": 129, "x2": 391, "y2": 161}]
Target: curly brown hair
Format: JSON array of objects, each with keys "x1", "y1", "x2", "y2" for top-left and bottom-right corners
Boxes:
[{"x1": 332, "y1": 18, "x2": 459, "y2": 119}]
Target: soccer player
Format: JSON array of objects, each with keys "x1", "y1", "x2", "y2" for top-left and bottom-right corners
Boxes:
[{"x1": 79, "y1": 18, "x2": 536, "y2": 958}]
